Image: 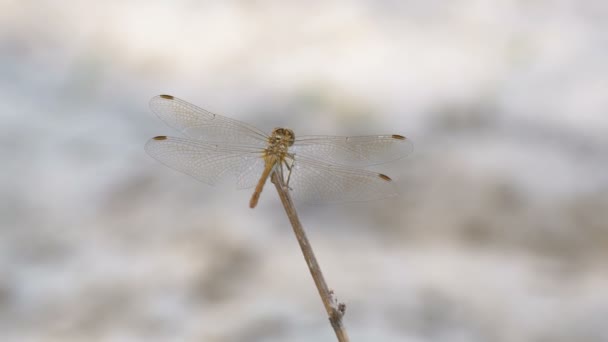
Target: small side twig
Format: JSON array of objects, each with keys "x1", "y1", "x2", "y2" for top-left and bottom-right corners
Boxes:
[{"x1": 271, "y1": 172, "x2": 350, "y2": 342}]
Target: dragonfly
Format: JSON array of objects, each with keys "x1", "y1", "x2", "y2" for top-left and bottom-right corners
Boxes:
[{"x1": 145, "y1": 95, "x2": 413, "y2": 208}]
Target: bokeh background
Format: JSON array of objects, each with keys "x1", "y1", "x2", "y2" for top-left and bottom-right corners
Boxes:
[{"x1": 2, "y1": 1, "x2": 608, "y2": 341}]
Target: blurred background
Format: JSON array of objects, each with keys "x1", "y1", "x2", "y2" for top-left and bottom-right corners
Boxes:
[{"x1": 1, "y1": 1, "x2": 608, "y2": 341}]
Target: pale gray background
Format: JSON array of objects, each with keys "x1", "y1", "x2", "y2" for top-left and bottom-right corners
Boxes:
[{"x1": 1, "y1": 1, "x2": 608, "y2": 341}]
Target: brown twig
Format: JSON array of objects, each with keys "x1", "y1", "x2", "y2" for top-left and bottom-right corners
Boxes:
[{"x1": 271, "y1": 172, "x2": 350, "y2": 342}]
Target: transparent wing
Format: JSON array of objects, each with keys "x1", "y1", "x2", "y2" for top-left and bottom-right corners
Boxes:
[
  {"x1": 145, "y1": 136, "x2": 265, "y2": 187},
  {"x1": 149, "y1": 95, "x2": 269, "y2": 146},
  {"x1": 236, "y1": 157, "x2": 266, "y2": 189},
  {"x1": 285, "y1": 155, "x2": 398, "y2": 203},
  {"x1": 291, "y1": 135, "x2": 413, "y2": 167}
]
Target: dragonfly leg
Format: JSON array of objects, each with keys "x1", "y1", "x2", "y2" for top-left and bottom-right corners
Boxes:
[
  {"x1": 284, "y1": 158, "x2": 295, "y2": 190},
  {"x1": 276, "y1": 162, "x2": 283, "y2": 180}
]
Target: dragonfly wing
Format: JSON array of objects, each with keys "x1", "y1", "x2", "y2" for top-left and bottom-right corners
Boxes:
[
  {"x1": 286, "y1": 155, "x2": 398, "y2": 203},
  {"x1": 291, "y1": 134, "x2": 413, "y2": 167},
  {"x1": 236, "y1": 157, "x2": 266, "y2": 189},
  {"x1": 145, "y1": 136, "x2": 264, "y2": 186},
  {"x1": 149, "y1": 95, "x2": 269, "y2": 146}
]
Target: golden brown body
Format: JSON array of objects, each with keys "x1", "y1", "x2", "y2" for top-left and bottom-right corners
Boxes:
[{"x1": 249, "y1": 128, "x2": 295, "y2": 208}]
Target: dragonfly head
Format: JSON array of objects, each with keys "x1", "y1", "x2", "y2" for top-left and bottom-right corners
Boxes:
[{"x1": 270, "y1": 127, "x2": 295, "y2": 147}]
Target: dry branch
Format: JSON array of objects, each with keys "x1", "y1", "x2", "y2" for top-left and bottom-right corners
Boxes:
[{"x1": 271, "y1": 172, "x2": 350, "y2": 342}]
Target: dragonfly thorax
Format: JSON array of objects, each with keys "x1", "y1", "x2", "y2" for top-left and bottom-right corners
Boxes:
[{"x1": 264, "y1": 127, "x2": 295, "y2": 161}]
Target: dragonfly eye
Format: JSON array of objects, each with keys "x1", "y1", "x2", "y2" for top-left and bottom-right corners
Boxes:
[{"x1": 284, "y1": 129, "x2": 295, "y2": 146}]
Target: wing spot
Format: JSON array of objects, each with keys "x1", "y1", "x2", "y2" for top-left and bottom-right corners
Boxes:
[
  {"x1": 392, "y1": 134, "x2": 406, "y2": 140},
  {"x1": 159, "y1": 94, "x2": 174, "y2": 100},
  {"x1": 153, "y1": 136, "x2": 168, "y2": 140},
  {"x1": 379, "y1": 174, "x2": 392, "y2": 182}
]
